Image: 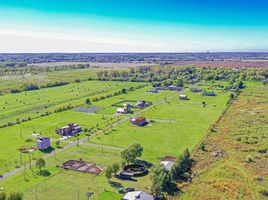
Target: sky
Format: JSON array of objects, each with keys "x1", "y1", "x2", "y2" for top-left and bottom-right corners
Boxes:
[{"x1": 0, "y1": 0, "x2": 268, "y2": 53}]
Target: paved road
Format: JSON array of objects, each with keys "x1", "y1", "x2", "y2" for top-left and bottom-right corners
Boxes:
[{"x1": 0, "y1": 92, "x2": 179, "y2": 181}]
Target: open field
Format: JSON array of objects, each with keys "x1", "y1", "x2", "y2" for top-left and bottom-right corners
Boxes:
[
  {"x1": 0, "y1": 110, "x2": 116, "y2": 174},
  {"x1": 30, "y1": 62, "x2": 154, "y2": 68},
  {"x1": 0, "y1": 77, "x2": 243, "y2": 199},
  {"x1": 181, "y1": 83, "x2": 268, "y2": 200},
  {"x1": 91, "y1": 89, "x2": 231, "y2": 163},
  {"x1": 0, "y1": 80, "x2": 142, "y2": 126}
]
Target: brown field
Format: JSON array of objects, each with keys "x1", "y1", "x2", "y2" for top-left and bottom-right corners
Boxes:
[
  {"x1": 171, "y1": 60, "x2": 268, "y2": 68},
  {"x1": 29, "y1": 62, "x2": 155, "y2": 69},
  {"x1": 180, "y1": 82, "x2": 268, "y2": 200}
]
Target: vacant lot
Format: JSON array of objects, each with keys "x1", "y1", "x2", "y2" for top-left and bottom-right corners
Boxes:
[{"x1": 181, "y1": 83, "x2": 268, "y2": 200}]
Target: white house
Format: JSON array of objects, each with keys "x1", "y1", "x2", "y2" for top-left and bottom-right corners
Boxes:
[
  {"x1": 121, "y1": 191, "x2": 154, "y2": 200},
  {"x1": 116, "y1": 108, "x2": 127, "y2": 114}
]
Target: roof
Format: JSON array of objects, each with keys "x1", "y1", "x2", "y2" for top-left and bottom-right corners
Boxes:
[
  {"x1": 134, "y1": 117, "x2": 146, "y2": 123},
  {"x1": 160, "y1": 161, "x2": 175, "y2": 171},
  {"x1": 162, "y1": 156, "x2": 176, "y2": 162},
  {"x1": 122, "y1": 191, "x2": 154, "y2": 200},
  {"x1": 180, "y1": 94, "x2": 187, "y2": 97},
  {"x1": 117, "y1": 108, "x2": 126, "y2": 112}
]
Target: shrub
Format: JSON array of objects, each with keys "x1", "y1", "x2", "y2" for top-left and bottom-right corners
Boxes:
[{"x1": 246, "y1": 155, "x2": 254, "y2": 163}]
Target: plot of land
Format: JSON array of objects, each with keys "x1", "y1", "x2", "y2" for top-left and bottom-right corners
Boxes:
[{"x1": 181, "y1": 83, "x2": 268, "y2": 200}]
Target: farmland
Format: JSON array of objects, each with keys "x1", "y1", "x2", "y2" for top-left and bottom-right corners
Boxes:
[
  {"x1": 0, "y1": 63, "x2": 266, "y2": 200},
  {"x1": 0, "y1": 73, "x2": 236, "y2": 199},
  {"x1": 181, "y1": 83, "x2": 268, "y2": 200},
  {"x1": 0, "y1": 80, "x2": 142, "y2": 126}
]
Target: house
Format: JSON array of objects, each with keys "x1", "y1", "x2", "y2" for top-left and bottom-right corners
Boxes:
[
  {"x1": 147, "y1": 89, "x2": 158, "y2": 93},
  {"x1": 179, "y1": 94, "x2": 188, "y2": 100},
  {"x1": 136, "y1": 100, "x2": 146, "y2": 108},
  {"x1": 56, "y1": 123, "x2": 82, "y2": 136},
  {"x1": 121, "y1": 191, "x2": 154, "y2": 200},
  {"x1": 37, "y1": 137, "x2": 50, "y2": 150},
  {"x1": 160, "y1": 156, "x2": 176, "y2": 171},
  {"x1": 154, "y1": 86, "x2": 164, "y2": 91},
  {"x1": 123, "y1": 104, "x2": 132, "y2": 111},
  {"x1": 167, "y1": 85, "x2": 183, "y2": 91},
  {"x1": 204, "y1": 91, "x2": 215, "y2": 96},
  {"x1": 131, "y1": 117, "x2": 147, "y2": 126},
  {"x1": 117, "y1": 108, "x2": 128, "y2": 114},
  {"x1": 191, "y1": 88, "x2": 203, "y2": 92},
  {"x1": 230, "y1": 88, "x2": 236, "y2": 92}
]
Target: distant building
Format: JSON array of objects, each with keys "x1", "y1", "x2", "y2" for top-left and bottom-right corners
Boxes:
[
  {"x1": 121, "y1": 191, "x2": 154, "y2": 200},
  {"x1": 179, "y1": 94, "x2": 188, "y2": 100},
  {"x1": 136, "y1": 100, "x2": 146, "y2": 108},
  {"x1": 168, "y1": 85, "x2": 181, "y2": 91},
  {"x1": 117, "y1": 108, "x2": 128, "y2": 114},
  {"x1": 56, "y1": 123, "x2": 82, "y2": 136},
  {"x1": 204, "y1": 91, "x2": 215, "y2": 96},
  {"x1": 191, "y1": 88, "x2": 203, "y2": 92},
  {"x1": 131, "y1": 117, "x2": 147, "y2": 126},
  {"x1": 230, "y1": 88, "x2": 236, "y2": 92},
  {"x1": 147, "y1": 89, "x2": 158, "y2": 93},
  {"x1": 37, "y1": 137, "x2": 50, "y2": 150},
  {"x1": 160, "y1": 156, "x2": 176, "y2": 171},
  {"x1": 154, "y1": 86, "x2": 164, "y2": 91}
]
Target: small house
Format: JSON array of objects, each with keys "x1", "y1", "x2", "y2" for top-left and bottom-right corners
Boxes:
[
  {"x1": 230, "y1": 88, "x2": 236, "y2": 92},
  {"x1": 204, "y1": 92, "x2": 215, "y2": 96},
  {"x1": 168, "y1": 85, "x2": 183, "y2": 91},
  {"x1": 160, "y1": 156, "x2": 176, "y2": 171},
  {"x1": 131, "y1": 117, "x2": 147, "y2": 126},
  {"x1": 123, "y1": 104, "x2": 132, "y2": 111},
  {"x1": 179, "y1": 94, "x2": 188, "y2": 100},
  {"x1": 56, "y1": 123, "x2": 82, "y2": 136},
  {"x1": 147, "y1": 89, "x2": 158, "y2": 93},
  {"x1": 154, "y1": 86, "x2": 164, "y2": 91},
  {"x1": 37, "y1": 137, "x2": 50, "y2": 150},
  {"x1": 117, "y1": 108, "x2": 128, "y2": 114},
  {"x1": 121, "y1": 191, "x2": 154, "y2": 200},
  {"x1": 136, "y1": 100, "x2": 146, "y2": 108},
  {"x1": 191, "y1": 88, "x2": 202, "y2": 92}
]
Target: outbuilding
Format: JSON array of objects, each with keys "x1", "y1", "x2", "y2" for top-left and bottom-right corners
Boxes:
[
  {"x1": 121, "y1": 191, "x2": 154, "y2": 200},
  {"x1": 179, "y1": 94, "x2": 188, "y2": 100},
  {"x1": 37, "y1": 137, "x2": 50, "y2": 150}
]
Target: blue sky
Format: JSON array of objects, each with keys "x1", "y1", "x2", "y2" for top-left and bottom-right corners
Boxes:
[{"x1": 0, "y1": 0, "x2": 268, "y2": 52}]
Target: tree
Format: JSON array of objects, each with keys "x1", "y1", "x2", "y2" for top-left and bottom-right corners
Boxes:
[
  {"x1": 0, "y1": 192, "x2": 6, "y2": 200},
  {"x1": 85, "y1": 98, "x2": 91, "y2": 105},
  {"x1": 170, "y1": 149, "x2": 192, "y2": 183},
  {"x1": 121, "y1": 88, "x2": 127, "y2": 94},
  {"x1": 105, "y1": 166, "x2": 113, "y2": 181},
  {"x1": 150, "y1": 165, "x2": 177, "y2": 199},
  {"x1": 111, "y1": 162, "x2": 120, "y2": 175},
  {"x1": 7, "y1": 192, "x2": 23, "y2": 200},
  {"x1": 36, "y1": 158, "x2": 46, "y2": 173},
  {"x1": 121, "y1": 143, "x2": 143, "y2": 164},
  {"x1": 176, "y1": 79, "x2": 184, "y2": 87}
]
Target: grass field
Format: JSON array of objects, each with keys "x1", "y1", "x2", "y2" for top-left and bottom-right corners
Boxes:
[
  {"x1": 0, "y1": 111, "x2": 115, "y2": 174},
  {"x1": 0, "y1": 79, "x2": 236, "y2": 199},
  {"x1": 180, "y1": 82, "x2": 268, "y2": 200},
  {"x1": 91, "y1": 89, "x2": 231, "y2": 163},
  {"x1": 0, "y1": 80, "x2": 141, "y2": 126}
]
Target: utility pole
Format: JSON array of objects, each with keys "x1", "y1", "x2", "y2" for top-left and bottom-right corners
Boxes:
[
  {"x1": 35, "y1": 185, "x2": 38, "y2": 200},
  {"x1": 77, "y1": 138, "x2": 79, "y2": 146}
]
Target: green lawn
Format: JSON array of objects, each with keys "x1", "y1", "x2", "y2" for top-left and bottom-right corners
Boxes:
[
  {"x1": 0, "y1": 111, "x2": 115, "y2": 174},
  {"x1": 0, "y1": 80, "x2": 234, "y2": 199},
  {"x1": 91, "y1": 90, "x2": 231, "y2": 163},
  {"x1": 0, "y1": 80, "x2": 141, "y2": 126}
]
